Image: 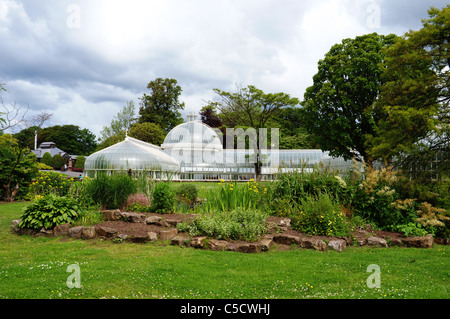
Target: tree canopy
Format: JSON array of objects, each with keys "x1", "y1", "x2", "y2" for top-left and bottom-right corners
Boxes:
[
  {"x1": 98, "y1": 100, "x2": 136, "y2": 150},
  {"x1": 128, "y1": 122, "x2": 165, "y2": 146},
  {"x1": 0, "y1": 134, "x2": 38, "y2": 201},
  {"x1": 371, "y1": 5, "x2": 449, "y2": 177},
  {"x1": 138, "y1": 78, "x2": 185, "y2": 133},
  {"x1": 301, "y1": 33, "x2": 398, "y2": 165},
  {"x1": 210, "y1": 84, "x2": 299, "y2": 178}
]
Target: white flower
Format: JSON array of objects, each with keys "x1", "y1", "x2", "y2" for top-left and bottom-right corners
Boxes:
[{"x1": 334, "y1": 175, "x2": 347, "y2": 188}]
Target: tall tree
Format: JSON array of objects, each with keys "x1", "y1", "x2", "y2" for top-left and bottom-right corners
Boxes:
[
  {"x1": 98, "y1": 100, "x2": 136, "y2": 150},
  {"x1": 302, "y1": 33, "x2": 398, "y2": 166},
  {"x1": 200, "y1": 104, "x2": 223, "y2": 128},
  {"x1": 139, "y1": 78, "x2": 185, "y2": 132},
  {"x1": 0, "y1": 134, "x2": 38, "y2": 201},
  {"x1": 128, "y1": 122, "x2": 166, "y2": 145},
  {"x1": 211, "y1": 84, "x2": 299, "y2": 178},
  {"x1": 371, "y1": 5, "x2": 449, "y2": 177},
  {"x1": 271, "y1": 107, "x2": 319, "y2": 149},
  {"x1": 39, "y1": 125, "x2": 97, "y2": 155}
]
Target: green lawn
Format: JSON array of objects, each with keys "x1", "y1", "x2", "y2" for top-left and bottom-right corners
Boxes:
[{"x1": 0, "y1": 202, "x2": 448, "y2": 299}]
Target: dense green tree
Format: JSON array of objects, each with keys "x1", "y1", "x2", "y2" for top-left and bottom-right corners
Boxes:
[
  {"x1": 128, "y1": 122, "x2": 166, "y2": 145},
  {"x1": 138, "y1": 78, "x2": 185, "y2": 132},
  {"x1": 0, "y1": 134, "x2": 38, "y2": 201},
  {"x1": 12, "y1": 125, "x2": 40, "y2": 149},
  {"x1": 302, "y1": 33, "x2": 398, "y2": 166},
  {"x1": 371, "y1": 6, "x2": 449, "y2": 177},
  {"x1": 37, "y1": 125, "x2": 97, "y2": 155},
  {"x1": 270, "y1": 107, "x2": 318, "y2": 149}
]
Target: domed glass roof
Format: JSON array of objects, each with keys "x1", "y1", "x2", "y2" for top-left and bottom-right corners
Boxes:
[
  {"x1": 161, "y1": 112, "x2": 224, "y2": 166},
  {"x1": 84, "y1": 136, "x2": 180, "y2": 172}
]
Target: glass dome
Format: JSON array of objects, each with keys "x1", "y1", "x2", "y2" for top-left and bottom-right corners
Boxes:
[
  {"x1": 161, "y1": 112, "x2": 224, "y2": 166},
  {"x1": 84, "y1": 136, "x2": 180, "y2": 174}
]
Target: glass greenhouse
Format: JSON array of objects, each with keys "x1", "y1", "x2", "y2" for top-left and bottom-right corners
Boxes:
[
  {"x1": 84, "y1": 113, "x2": 354, "y2": 180},
  {"x1": 84, "y1": 136, "x2": 180, "y2": 178}
]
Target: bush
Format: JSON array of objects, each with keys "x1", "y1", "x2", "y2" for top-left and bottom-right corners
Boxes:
[
  {"x1": 268, "y1": 165, "x2": 353, "y2": 214},
  {"x1": 30, "y1": 171, "x2": 73, "y2": 197},
  {"x1": 51, "y1": 154, "x2": 65, "y2": 170},
  {"x1": 395, "y1": 222, "x2": 429, "y2": 237},
  {"x1": 290, "y1": 192, "x2": 351, "y2": 237},
  {"x1": 150, "y1": 182, "x2": 175, "y2": 213},
  {"x1": 37, "y1": 162, "x2": 53, "y2": 170},
  {"x1": 83, "y1": 173, "x2": 137, "y2": 209},
  {"x1": 74, "y1": 155, "x2": 86, "y2": 169},
  {"x1": 178, "y1": 207, "x2": 268, "y2": 241},
  {"x1": 175, "y1": 184, "x2": 198, "y2": 206},
  {"x1": 126, "y1": 193, "x2": 151, "y2": 212},
  {"x1": 19, "y1": 194, "x2": 82, "y2": 230},
  {"x1": 351, "y1": 166, "x2": 417, "y2": 230},
  {"x1": 41, "y1": 152, "x2": 53, "y2": 167}
]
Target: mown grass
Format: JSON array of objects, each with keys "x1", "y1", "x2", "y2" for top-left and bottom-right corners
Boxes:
[{"x1": 0, "y1": 202, "x2": 448, "y2": 299}]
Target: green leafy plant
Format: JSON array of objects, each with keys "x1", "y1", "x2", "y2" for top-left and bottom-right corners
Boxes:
[
  {"x1": 290, "y1": 192, "x2": 351, "y2": 236},
  {"x1": 19, "y1": 194, "x2": 82, "y2": 230},
  {"x1": 175, "y1": 184, "x2": 198, "y2": 206},
  {"x1": 396, "y1": 222, "x2": 429, "y2": 237},
  {"x1": 268, "y1": 164, "x2": 354, "y2": 213},
  {"x1": 351, "y1": 166, "x2": 418, "y2": 230},
  {"x1": 150, "y1": 182, "x2": 175, "y2": 213},
  {"x1": 178, "y1": 207, "x2": 268, "y2": 242},
  {"x1": 30, "y1": 171, "x2": 73, "y2": 197}
]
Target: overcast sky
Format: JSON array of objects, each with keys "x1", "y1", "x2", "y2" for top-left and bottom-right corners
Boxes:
[{"x1": 0, "y1": 0, "x2": 446, "y2": 139}]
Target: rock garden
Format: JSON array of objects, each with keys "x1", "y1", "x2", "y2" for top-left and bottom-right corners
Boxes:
[
  {"x1": 9, "y1": 165, "x2": 449, "y2": 253},
  {"x1": 11, "y1": 208, "x2": 437, "y2": 253}
]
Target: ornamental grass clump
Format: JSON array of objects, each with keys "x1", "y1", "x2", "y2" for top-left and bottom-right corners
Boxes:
[
  {"x1": 201, "y1": 179, "x2": 263, "y2": 213},
  {"x1": 83, "y1": 173, "x2": 137, "y2": 209}
]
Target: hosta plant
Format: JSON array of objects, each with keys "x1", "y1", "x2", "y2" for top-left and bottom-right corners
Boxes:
[{"x1": 19, "y1": 194, "x2": 82, "y2": 230}]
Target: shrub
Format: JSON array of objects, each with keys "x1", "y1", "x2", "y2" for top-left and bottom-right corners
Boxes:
[
  {"x1": 68, "y1": 177, "x2": 97, "y2": 209},
  {"x1": 178, "y1": 207, "x2": 268, "y2": 241},
  {"x1": 150, "y1": 182, "x2": 175, "y2": 213},
  {"x1": 268, "y1": 165, "x2": 354, "y2": 214},
  {"x1": 351, "y1": 165, "x2": 417, "y2": 230},
  {"x1": 19, "y1": 194, "x2": 82, "y2": 230},
  {"x1": 175, "y1": 184, "x2": 198, "y2": 206},
  {"x1": 83, "y1": 173, "x2": 137, "y2": 209},
  {"x1": 37, "y1": 162, "x2": 53, "y2": 170},
  {"x1": 126, "y1": 193, "x2": 151, "y2": 212},
  {"x1": 51, "y1": 154, "x2": 65, "y2": 170},
  {"x1": 395, "y1": 222, "x2": 429, "y2": 237},
  {"x1": 290, "y1": 192, "x2": 351, "y2": 237},
  {"x1": 30, "y1": 171, "x2": 73, "y2": 197},
  {"x1": 41, "y1": 152, "x2": 53, "y2": 167},
  {"x1": 74, "y1": 155, "x2": 86, "y2": 169},
  {"x1": 415, "y1": 202, "x2": 450, "y2": 237}
]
